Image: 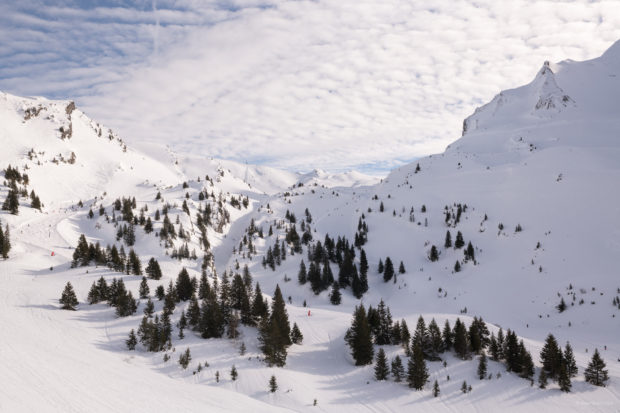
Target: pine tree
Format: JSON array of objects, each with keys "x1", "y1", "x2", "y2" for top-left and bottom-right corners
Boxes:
[
  {"x1": 477, "y1": 352, "x2": 488, "y2": 379},
  {"x1": 398, "y1": 261, "x2": 406, "y2": 274},
  {"x1": 461, "y1": 380, "x2": 468, "y2": 393},
  {"x1": 374, "y1": 348, "x2": 389, "y2": 380},
  {"x1": 584, "y1": 349, "x2": 609, "y2": 386},
  {"x1": 391, "y1": 355, "x2": 404, "y2": 382},
  {"x1": 429, "y1": 245, "x2": 439, "y2": 262},
  {"x1": 269, "y1": 375, "x2": 278, "y2": 393},
  {"x1": 298, "y1": 260, "x2": 307, "y2": 284},
  {"x1": 383, "y1": 257, "x2": 394, "y2": 282},
  {"x1": 330, "y1": 282, "x2": 342, "y2": 305},
  {"x1": 444, "y1": 230, "x2": 452, "y2": 248},
  {"x1": 2, "y1": 189, "x2": 19, "y2": 215},
  {"x1": 230, "y1": 365, "x2": 238, "y2": 381},
  {"x1": 454, "y1": 261, "x2": 461, "y2": 273},
  {"x1": 407, "y1": 342, "x2": 429, "y2": 390},
  {"x1": 145, "y1": 258, "x2": 162, "y2": 280},
  {"x1": 144, "y1": 297, "x2": 155, "y2": 317},
  {"x1": 538, "y1": 368, "x2": 548, "y2": 389},
  {"x1": 377, "y1": 259, "x2": 384, "y2": 274},
  {"x1": 59, "y1": 282, "x2": 79, "y2": 310},
  {"x1": 558, "y1": 363, "x2": 571, "y2": 392},
  {"x1": 563, "y1": 342, "x2": 578, "y2": 378},
  {"x1": 179, "y1": 348, "x2": 192, "y2": 369},
  {"x1": 452, "y1": 318, "x2": 469, "y2": 360},
  {"x1": 540, "y1": 334, "x2": 562, "y2": 379},
  {"x1": 139, "y1": 276, "x2": 150, "y2": 299},
  {"x1": 433, "y1": 380, "x2": 440, "y2": 397},
  {"x1": 290, "y1": 322, "x2": 304, "y2": 344},
  {"x1": 0, "y1": 222, "x2": 11, "y2": 259},
  {"x1": 442, "y1": 320, "x2": 452, "y2": 352},
  {"x1": 126, "y1": 329, "x2": 137, "y2": 350},
  {"x1": 345, "y1": 305, "x2": 374, "y2": 366},
  {"x1": 258, "y1": 285, "x2": 291, "y2": 367},
  {"x1": 176, "y1": 267, "x2": 194, "y2": 301},
  {"x1": 454, "y1": 231, "x2": 464, "y2": 249},
  {"x1": 556, "y1": 297, "x2": 567, "y2": 313}
]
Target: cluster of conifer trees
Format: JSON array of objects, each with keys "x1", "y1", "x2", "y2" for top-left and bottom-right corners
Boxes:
[
  {"x1": 2, "y1": 165, "x2": 42, "y2": 214},
  {"x1": 71, "y1": 233, "x2": 142, "y2": 275},
  {"x1": 86, "y1": 276, "x2": 138, "y2": 317},
  {"x1": 128, "y1": 265, "x2": 300, "y2": 367}
]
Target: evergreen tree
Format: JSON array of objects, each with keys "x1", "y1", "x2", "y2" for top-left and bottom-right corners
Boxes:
[
  {"x1": 375, "y1": 300, "x2": 393, "y2": 345},
  {"x1": 252, "y1": 282, "x2": 269, "y2": 322},
  {"x1": 452, "y1": 318, "x2": 469, "y2": 360},
  {"x1": 344, "y1": 305, "x2": 374, "y2": 366},
  {"x1": 504, "y1": 330, "x2": 521, "y2": 373},
  {"x1": 0, "y1": 222, "x2": 11, "y2": 259},
  {"x1": 556, "y1": 297, "x2": 567, "y2": 313},
  {"x1": 540, "y1": 334, "x2": 562, "y2": 379},
  {"x1": 290, "y1": 322, "x2": 304, "y2": 344},
  {"x1": 464, "y1": 242, "x2": 475, "y2": 262},
  {"x1": 199, "y1": 290, "x2": 225, "y2": 338},
  {"x1": 139, "y1": 276, "x2": 150, "y2": 299},
  {"x1": 2, "y1": 189, "x2": 19, "y2": 214},
  {"x1": 428, "y1": 318, "x2": 443, "y2": 359},
  {"x1": 330, "y1": 282, "x2": 342, "y2": 305},
  {"x1": 59, "y1": 282, "x2": 79, "y2": 310},
  {"x1": 558, "y1": 363, "x2": 571, "y2": 392},
  {"x1": 407, "y1": 342, "x2": 429, "y2": 390},
  {"x1": 155, "y1": 285, "x2": 165, "y2": 300},
  {"x1": 433, "y1": 380, "x2": 440, "y2": 397},
  {"x1": 563, "y1": 342, "x2": 578, "y2": 378},
  {"x1": 391, "y1": 355, "x2": 404, "y2": 382},
  {"x1": 145, "y1": 258, "x2": 162, "y2": 280},
  {"x1": 461, "y1": 381, "x2": 468, "y2": 393},
  {"x1": 454, "y1": 261, "x2": 461, "y2": 273},
  {"x1": 359, "y1": 249, "x2": 369, "y2": 279},
  {"x1": 477, "y1": 352, "x2": 488, "y2": 379},
  {"x1": 398, "y1": 261, "x2": 406, "y2": 274},
  {"x1": 126, "y1": 329, "x2": 137, "y2": 350},
  {"x1": 230, "y1": 365, "x2": 238, "y2": 381},
  {"x1": 383, "y1": 257, "x2": 394, "y2": 282},
  {"x1": 519, "y1": 342, "x2": 535, "y2": 379},
  {"x1": 87, "y1": 282, "x2": 100, "y2": 304},
  {"x1": 298, "y1": 260, "x2": 307, "y2": 284},
  {"x1": 454, "y1": 231, "x2": 464, "y2": 249},
  {"x1": 258, "y1": 285, "x2": 291, "y2": 367},
  {"x1": 179, "y1": 348, "x2": 192, "y2": 369},
  {"x1": 269, "y1": 375, "x2": 278, "y2": 393},
  {"x1": 174, "y1": 268, "x2": 193, "y2": 301},
  {"x1": 400, "y1": 319, "x2": 411, "y2": 354},
  {"x1": 127, "y1": 249, "x2": 142, "y2": 275},
  {"x1": 429, "y1": 245, "x2": 439, "y2": 262},
  {"x1": 374, "y1": 348, "x2": 389, "y2": 381},
  {"x1": 144, "y1": 297, "x2": 155, "y2": 317},
  {"x1": 584, "y1": 349, "x2": 609, "y2": 386},
  {"x1": 538, "y1": 368, "x2": 548, "y2": 389},
  {"x1": 444, "y1": 230, "x2": 452, "y2": 248},
  {"x1": 377, "y1": 259, "x2": 384, "y2": 274},
  {"x1": 442, "y1": 320, "x2": 452, "y2": 352}
]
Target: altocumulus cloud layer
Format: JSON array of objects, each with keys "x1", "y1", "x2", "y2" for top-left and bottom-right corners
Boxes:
[{"x1": 1, "y1": 0, "x2": 619, "y2": 174}]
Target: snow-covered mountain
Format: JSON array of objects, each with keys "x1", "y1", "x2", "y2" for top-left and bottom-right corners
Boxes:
[{"x1": 1, "y1": 41, "x2": 619, "y2": 413}]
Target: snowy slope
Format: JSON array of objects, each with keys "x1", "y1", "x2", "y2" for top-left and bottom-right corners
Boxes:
[{"x1": 1, "y1": 41, "x2": 620, "y2": 413}]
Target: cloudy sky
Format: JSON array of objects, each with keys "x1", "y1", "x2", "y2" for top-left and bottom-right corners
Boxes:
[{"x1": 1, "y1": 1, "x2": 619, "y2": 174}]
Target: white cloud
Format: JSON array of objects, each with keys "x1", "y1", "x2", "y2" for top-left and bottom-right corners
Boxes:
[{"x1": 1, "y1": 0, "x2": 619, "y2": 174}]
